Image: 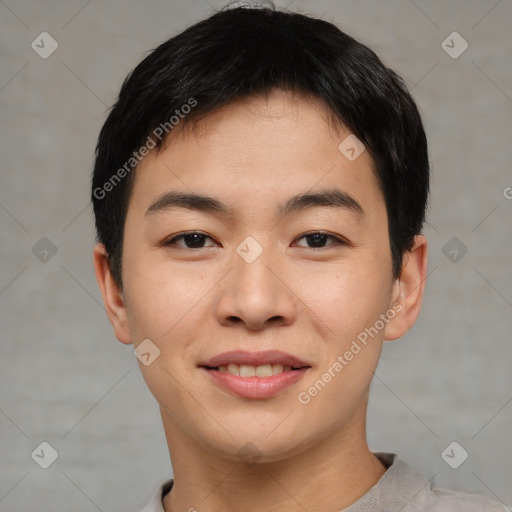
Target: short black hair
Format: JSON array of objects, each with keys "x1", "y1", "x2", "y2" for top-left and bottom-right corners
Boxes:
[{"x1": 92, "y1": 3, "x2": 429, "y2": 289}]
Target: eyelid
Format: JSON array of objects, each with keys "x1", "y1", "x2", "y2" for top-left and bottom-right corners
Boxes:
[
  {"x1": 163, "y1": 230, "x2": 217, "y2": 247},
  {"x1": 293, "y1": 231, "x2": 349, "y2": 248},
  {"x1": 162, "y1": 230, "x2": 350, "y2": 249}
]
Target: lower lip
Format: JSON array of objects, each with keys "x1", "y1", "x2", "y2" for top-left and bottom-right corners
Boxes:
[{"x1": 201, "y1": 367, "x2": 310, "y2": 399}]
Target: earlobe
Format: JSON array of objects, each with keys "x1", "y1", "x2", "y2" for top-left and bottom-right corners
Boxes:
[
  {"x1": 383, "y1": 235, "x2": 428, "y2": 341},
  {"x1": 93, "y1": 243, "x2": 133, "y2": 345}
]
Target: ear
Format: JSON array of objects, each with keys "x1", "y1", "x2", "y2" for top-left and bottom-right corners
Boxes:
[
  {"x1": 383, "y1": 235, "x2": 428, "y2": 341},
  {"x1": 93, "y1": 243, "x2": 133, "y2": 345}
]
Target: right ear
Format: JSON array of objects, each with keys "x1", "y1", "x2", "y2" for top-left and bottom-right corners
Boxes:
[{"x1": 93, "y1": 243, "x2": 133, "y2": 345}]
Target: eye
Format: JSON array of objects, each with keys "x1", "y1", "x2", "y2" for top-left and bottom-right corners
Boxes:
[
  {"x1": 163, "y1": 231, "x2": 217, "y2": 249},
  {"x1": 162, "y1": 230, "x2": 348, "y2": 250},
  {"x1": 293, "y1": 231, "x2": 347, "y2": 249}
]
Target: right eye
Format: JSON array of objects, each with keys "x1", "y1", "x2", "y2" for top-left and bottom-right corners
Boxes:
[{"x1": 163, "y1": 231, "x2": 218, "y2": 249}]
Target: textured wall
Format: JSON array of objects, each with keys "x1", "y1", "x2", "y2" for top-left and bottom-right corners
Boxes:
[{"x1": 1, "y1": 1, "x2": 511, "y2": 511}]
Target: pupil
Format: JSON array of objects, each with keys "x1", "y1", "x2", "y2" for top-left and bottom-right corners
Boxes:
[
  {"x1": 308, "y1": 233, "x2": 325, "y2": 247},
  {"x1": 186, "y1": 234, "x2": 205, "y2": 248}
]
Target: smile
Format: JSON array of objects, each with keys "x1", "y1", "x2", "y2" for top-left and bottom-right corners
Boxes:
[
  {"x1": 213, "y1": 363, "x2": 301, "y2": 377},
  {"x1": 198, "y1": 350, "x2": 312, "y2": 399},
  {"x1": 200, "y1": 365, "x2": 310, "y2": 399}
]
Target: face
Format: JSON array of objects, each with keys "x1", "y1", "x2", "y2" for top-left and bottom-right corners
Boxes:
[{"x1": 96, "y1": 88, "x2": 421, "y2": 464}]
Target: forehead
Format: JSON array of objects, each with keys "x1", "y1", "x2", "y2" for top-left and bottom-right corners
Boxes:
[{"x1": 128, "y1": 89, "x2": 385, "y2": 224}]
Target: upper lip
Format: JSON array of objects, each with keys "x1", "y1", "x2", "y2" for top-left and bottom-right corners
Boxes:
[{"x1": 199, "y1": 350, "x2": 310, "y2": 368}]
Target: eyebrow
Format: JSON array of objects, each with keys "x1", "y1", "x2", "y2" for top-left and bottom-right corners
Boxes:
[{"x1": 145, "y1": 187, "x2": 364, "y2": 219}]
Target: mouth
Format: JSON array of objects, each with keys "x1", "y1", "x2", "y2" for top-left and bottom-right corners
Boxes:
[
  {"x1": 198, "y1": 350, "x2": 312, "y2": 399},
  {"x1": 201, "y1": 363, "x2": 307, "y2": 377},
  {"x1": 198, "y1": 349, "x2": 310, "y2": 370}
]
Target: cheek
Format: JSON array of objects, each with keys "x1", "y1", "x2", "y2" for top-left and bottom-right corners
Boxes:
[
  {"x1": 122, "y1": 262, "x2": 207, "y2": 406},
  {"x1": 122, "y1": 241, "x2": 221, "y2": 359},
  {"x1": 292, "y1": 267, "x2": 389, "y2": 425},
  {"x1": 124, "y1": 270, "x2": 199, "y2": 343},
  {"x1": 293, "y1": 261, "x2": 391, "y2": 344}
]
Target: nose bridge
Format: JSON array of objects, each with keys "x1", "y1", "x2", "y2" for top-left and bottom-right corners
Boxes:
[
  {"x1": 233, "y1": 234, "x2": 279, "y2": 304},
  {"x1": 215, "y1": 234, "x2": 296, "y2": 329}
]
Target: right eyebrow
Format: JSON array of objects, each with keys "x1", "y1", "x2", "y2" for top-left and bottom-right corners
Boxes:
[{"x1": 145, "y1": 191, "x2": 230, "y2": 218}]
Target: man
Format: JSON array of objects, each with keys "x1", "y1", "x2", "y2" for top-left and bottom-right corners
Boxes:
[{"x1": 91, "y1": 3, "x2": 507, "y2": 511}]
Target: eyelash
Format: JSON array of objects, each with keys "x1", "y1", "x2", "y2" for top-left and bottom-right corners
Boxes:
[{"x1": 162, "y1": 231, "x2": 348, "y2": 250}]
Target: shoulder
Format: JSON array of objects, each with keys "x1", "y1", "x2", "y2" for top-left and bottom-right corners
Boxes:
[
  {"x1": 370, "y1": 453, "x2": 508, "y2": 512},
  {"x1": 424, "y1": 487, "x2": 509, "y2": 512}
]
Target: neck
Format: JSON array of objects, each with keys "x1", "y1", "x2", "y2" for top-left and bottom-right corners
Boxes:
[{"x1": 160, "y1": 399, "x2": 387, "y2": 512}]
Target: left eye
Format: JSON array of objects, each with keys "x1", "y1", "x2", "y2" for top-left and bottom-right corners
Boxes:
[
  {"x1": 293, "y1": 232, "x2": 345, "y2": 249},
  {"x1": 163, "y1": 231, "x2": 345, "y2": 249}
]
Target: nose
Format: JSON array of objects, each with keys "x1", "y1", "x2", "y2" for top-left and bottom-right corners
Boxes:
[{"x1": 214, "y1": 242, "x2": 297, "y2": 331}]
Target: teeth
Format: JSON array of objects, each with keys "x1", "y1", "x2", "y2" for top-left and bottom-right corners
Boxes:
[
  {"x1": 256, "y1": 364, "x2": 272, "y2": 377},
  {"x1": 272, "y1": 364, "x2": 284, "y2": 375},
  {"x1": 217, "y1": 363, "x2": 295, "y2": 377},
  {"x1": 240, "y1": 364, "x2": 256, "y2": 377},
  {"x1": 227, "y1": 363, "x2": 239, "y2": 375}
]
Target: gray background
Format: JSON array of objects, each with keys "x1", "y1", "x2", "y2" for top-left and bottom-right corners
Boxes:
[{"x1": 1, "y1": 0, "x2": 511, "y2": 511}]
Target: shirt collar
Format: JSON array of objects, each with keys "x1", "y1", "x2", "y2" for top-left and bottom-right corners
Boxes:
[
  {"x1": 341, "y1": 452, "x2": 432, "y2": 512},
  {"x1": 145, "y1": 452, "x2": 431, "y2": 512}
]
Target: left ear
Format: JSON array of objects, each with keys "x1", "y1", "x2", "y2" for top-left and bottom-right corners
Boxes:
[{"x1": 383, "y1": 235, "x2": 428, "y2": 341}]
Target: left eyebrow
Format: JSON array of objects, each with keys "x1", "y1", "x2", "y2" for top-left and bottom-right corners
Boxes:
[
  {"x1": 277, "y1": 188, "x2": 364, "y2": 218},
  {"x1": 144, "y1": 187, "x2": 364, "y2": 219}
]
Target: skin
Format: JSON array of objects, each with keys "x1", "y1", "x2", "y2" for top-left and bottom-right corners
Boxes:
[{"x1": 94, "y1": 88, "x2": 428, "y2": 512}]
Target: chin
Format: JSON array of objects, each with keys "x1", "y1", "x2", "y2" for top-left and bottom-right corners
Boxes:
[{"x1": 202, "y1": 428, "x2": 315, "y2": 466}]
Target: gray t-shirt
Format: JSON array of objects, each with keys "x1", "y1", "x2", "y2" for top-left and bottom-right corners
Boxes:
[{"x1": 138, "y1": 452, "x2": 508, "y2": 512}]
